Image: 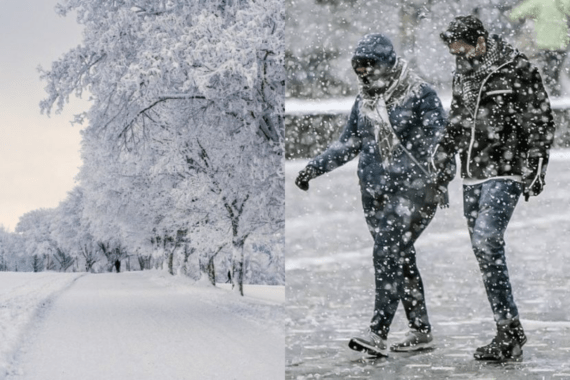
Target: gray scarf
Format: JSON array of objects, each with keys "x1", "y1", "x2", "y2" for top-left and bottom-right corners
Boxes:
[{"x1": 358, "y1": 58, "x2": 424, "y2": 168}]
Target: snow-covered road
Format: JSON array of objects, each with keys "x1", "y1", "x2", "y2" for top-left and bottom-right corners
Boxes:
[
  {"x1": 286, "y1": 150, "x2": 570, "y2": 379},
  {"x1": 3, "y1": 272, "x2": 284, "y2": 380}
]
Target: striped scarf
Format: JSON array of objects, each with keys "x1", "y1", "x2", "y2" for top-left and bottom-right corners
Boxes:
[{"x1": 459, "y1": 38, "x2": 501, "y2": 113}]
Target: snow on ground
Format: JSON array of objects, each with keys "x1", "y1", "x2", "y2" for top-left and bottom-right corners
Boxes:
[
  {"x1": 0, "y1": 272, "x2": 83, "y2": 378},
  {"x1": 286, "y1": 150, "x2": 570, "y2": 379},
  {"x1": 1, "y1": 271, "x2": 284, "y2": 380}
]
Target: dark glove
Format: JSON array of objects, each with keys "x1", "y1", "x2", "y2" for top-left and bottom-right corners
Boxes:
[
  {"x1": 295, "y1": 166, "x2": 318, "y2": 191},
  {"x1": 522, "y1": 157, "x2": 545, "y2": 201},
  {"x1": 435, "y1": 186, "x2": 450, "y2": 209},
  {"x1": 430, "y1": 145, "x2": 456, "y2": 186},
  {"x1": 430, "y1": 145, "x2": 448, "y2": 173},
  {"x1": 426, "y1": 184, "x2": 449, "y2": 209}
]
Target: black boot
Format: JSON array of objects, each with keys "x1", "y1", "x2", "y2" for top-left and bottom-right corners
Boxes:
[{"x1": 474, "y1": 317, "x2": 527, "y2": 361}]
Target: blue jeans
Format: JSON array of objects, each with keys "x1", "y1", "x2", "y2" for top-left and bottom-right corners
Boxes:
[
  {"x1": 463, "y1": 179, "x2": 523, "y2": 322},
  {"x1": 362, "y1": 182, "x2": 438, "y2": 338}
]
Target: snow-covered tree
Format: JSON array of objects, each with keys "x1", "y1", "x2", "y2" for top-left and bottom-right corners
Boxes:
[
  {"x1": 37, "y1": 0, "x2": 285, "y2": 291},
  {"x1": 15, "y1": 209, "x2": 59, "y2": 272}
]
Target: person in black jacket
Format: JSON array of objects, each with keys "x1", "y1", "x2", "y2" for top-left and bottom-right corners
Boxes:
[
  {"x1": 295, "y1": 33, "x2": 455, "y2": 357},
  {"x1": 436, "y1": 15, "x2": 556, "y2": 361}
]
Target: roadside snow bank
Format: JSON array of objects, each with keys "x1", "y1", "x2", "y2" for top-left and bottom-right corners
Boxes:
[
  {"x1": 145, "y1": 270, "x2": 285, "y2": 335},
  {"x1": 0, "y1": 272, "x2": 83, "y2": 378}
]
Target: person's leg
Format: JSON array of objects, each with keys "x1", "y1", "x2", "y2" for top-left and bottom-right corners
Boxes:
[
  {"x1": 463, "y1": 179, "x2": 527, "y2": 360},
  {"x1": 399, "y1": 190, "x2": 438, "y2": 333},
  {"x1": 348, "y1": 190, "x2": 394, "y2": 356},
  {"x1": 551, "y1": 50, "x2": 567, "y2": 97},
  {"x1": 361, "y1": 190, "x2": 401, "y2": 339},
  {"x1": 365, "y1": 188, "x2": 437, "y2": 338},
  {"x1": 542, "y1": 50, "x2": 566, "y2": 97},
  {"x1": 465, "y1": 180, "x2": 522, "y2": 321}
]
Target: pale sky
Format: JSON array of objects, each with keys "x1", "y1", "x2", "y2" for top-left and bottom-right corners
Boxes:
[{"x1": 0, "y1": 0, "x2": 89, "y2": 231}]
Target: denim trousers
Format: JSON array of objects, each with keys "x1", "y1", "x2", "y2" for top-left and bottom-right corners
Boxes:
[
  {"x1": 361, "y1": 182, "x2": 438, "y2": 338},
  {"x1": 463, "y1": 179, "x2": 523, "y2": 322}
]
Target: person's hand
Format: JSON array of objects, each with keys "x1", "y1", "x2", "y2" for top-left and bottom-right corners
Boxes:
[
  {"x1": 523, "y1": 173, "x2": 544, "y2": 201},
  {"x1": 426, "y1": 184, "x2": 449, "y2": 208},
  {"x1": 295, "y1": 166, "x2": 317, "y2": 191},
  {"x1": 522, "y1": 157, "x2": 545, "y2": 201},
  {"x1": 434, "y1": 186, "x2": 449, "y2": 209}
]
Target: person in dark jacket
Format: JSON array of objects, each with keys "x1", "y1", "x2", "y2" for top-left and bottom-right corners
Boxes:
[
  {"x1": 295, "y1": 33, "x2": 454, "y2": 357},
  {"x1": 436, "y1": 15, "x2": 556, "y2": 361}
]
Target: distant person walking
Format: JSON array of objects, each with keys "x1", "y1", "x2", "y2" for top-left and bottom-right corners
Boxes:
[
  {"x1": 438, "y1": 15, "x2": 556, "y2": 361},
  {"x1": 295, "y1": 33, "x2": 455, "y2": 357},
  {"x1": 509, "y1": 0, "x2": 570, "y2": 96}
]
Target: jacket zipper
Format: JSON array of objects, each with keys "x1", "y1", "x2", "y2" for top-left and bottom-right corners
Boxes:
[{"x1": 465, "y1": 60, "x2": 514, "y2": 177}]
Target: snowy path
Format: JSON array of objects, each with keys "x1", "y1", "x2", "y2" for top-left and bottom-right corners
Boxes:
[
  {"x1": 5, "y1": 272, "x2": 284, "y2": 380},
  {"x1": 286, "y1": 151, "x2": 570, "y2": 379}
]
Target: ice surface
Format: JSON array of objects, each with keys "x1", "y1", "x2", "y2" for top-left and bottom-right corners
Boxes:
[{"x1": 286, "y1": 150, "x2": 570, "y2": 379}]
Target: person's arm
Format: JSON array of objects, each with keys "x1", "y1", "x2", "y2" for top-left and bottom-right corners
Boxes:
[
  {"x1": 513, "y1": 58, "x2": 556, "y2": 200},
  {"x1": 295, "y1": 98, "x2": 363, "y2": 191},
  {"x1": 417, "y1": 86, "x2": 457, "y2": 207},
  {"x1": 509, "y1": 0, "x2": 540, "y2": 21},
  {"x1": 430, "y1": 76, "x2": 462, "y2": 179}
]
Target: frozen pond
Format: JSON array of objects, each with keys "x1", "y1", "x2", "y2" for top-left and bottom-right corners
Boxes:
[{"x1": 285, "y1": 151, "x2": 570, "y2": 379}]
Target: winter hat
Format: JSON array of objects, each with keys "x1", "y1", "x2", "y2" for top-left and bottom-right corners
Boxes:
[
  {"x1": 440, "y1": 15, "x2": 488, "y2": 46},
  {"x1": 351, "y1": 33, "x2": 397, "y2": 70}
]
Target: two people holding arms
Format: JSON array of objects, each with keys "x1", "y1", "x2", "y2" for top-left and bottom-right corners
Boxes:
[{"x1": 295, "y1": 15, "x2": 555, "y2": 362}]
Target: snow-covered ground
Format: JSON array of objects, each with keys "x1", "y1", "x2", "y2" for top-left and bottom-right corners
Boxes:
[
  {"x1": 0, "y1": 271, "x2": 284, "y2": 380},
  {"x1": 286, "y1": 150, "x2": 570, "y2": 379}
]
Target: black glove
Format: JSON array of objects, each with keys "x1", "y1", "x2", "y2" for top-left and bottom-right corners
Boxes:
[
  {"x1": 426, "y1": 184, "x2": 449, "y2": 209},
  {"x1": 522, "y1": 157, "x2": 545, "y2": 201},
  {"x1": 435, "y1": 186, "x2": 450, "y2": 209},
  {"x1": 295, "y1": 166, "x2": 318, "y2": 191}
]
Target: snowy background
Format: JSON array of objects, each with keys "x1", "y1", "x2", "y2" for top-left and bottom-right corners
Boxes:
[
  {"x1": 0, "y1": 0, "x2": 286, "y2": 290},
  {"x1": 285, "y1": 0, "x2": 569, "y2": 98},
  {"x1": 285, "y1": 152, "x2": 570, "y2": 379},
  {"x1": 0, "y1": 271, "x2": 285, "y2": 380}
]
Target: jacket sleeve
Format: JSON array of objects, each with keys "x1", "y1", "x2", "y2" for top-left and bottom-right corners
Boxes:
[
  {"x1": 307, "y1": 98, "x2": 362, "y2": 176},
  {"x1": 419, "y1": 87, "x2": 456, "y2": 186},
  {"x1": 513, "y1": 58, "x2": 555, "y2": 183},
  {"x1": 431, "y1": 76, "x2": 463, "y2": 182}
]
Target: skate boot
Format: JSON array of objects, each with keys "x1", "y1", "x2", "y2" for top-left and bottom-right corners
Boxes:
[
  {"x1": 348, "y1": 329, "x2": 388, "y2": 357},
  {"x1": 390, "y1": 329, "x2": 433, "y2": 352},
  {"x1": 474, "y1": 316, "x2": 527, "y2": 361}
]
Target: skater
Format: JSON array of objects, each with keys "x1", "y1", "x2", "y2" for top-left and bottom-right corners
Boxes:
[
  {"x1": 436, "y1": 15, "x2": 555, "y2": 361},
  {"x1": 509, "y1": 0, "x2": 570, "y2": 97},
  {"x1": 295, "y1": 33, "x2": 454, "y2": 357}
]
